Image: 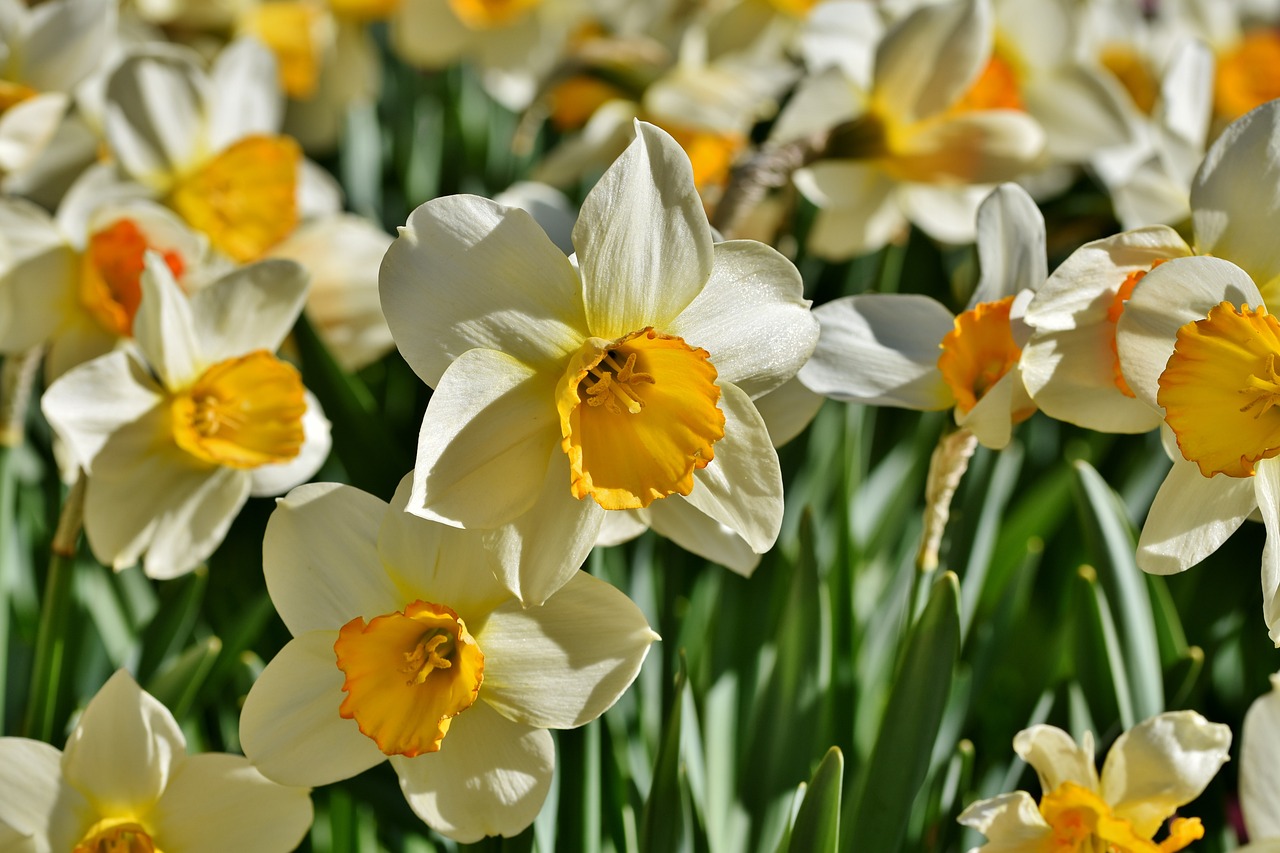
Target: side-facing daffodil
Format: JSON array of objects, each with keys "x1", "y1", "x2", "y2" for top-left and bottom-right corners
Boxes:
[
  {"x1": 959, "y1": 712, "x2": 1231, "y2": 852},
  {"x1": 0, "y1": 669, "x2": 313, "y2": 852},
  {"x1": 380, "y1": 120, "x2": 818, "y2": 603},
  {"x1": 238, "y1": 477, "x2": 657, "y2": 842},
  {"x1": 42, "y1": 253, "x2": 331, "y2": 579}
]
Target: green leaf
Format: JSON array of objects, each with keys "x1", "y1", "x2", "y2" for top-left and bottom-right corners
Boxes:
[
  {"x1": 847, "y1": 571, "x2": 960, "y2": 853},
  {"x1": 788, "y1": 747, "x2": 844, "y2": 853},
  {"x1": 145, "y1": 635, "x2": 222, "y2": 722},
  {"x1": 1073, "y1": 566, "x2": 1135, "y2": 730},
  {"x1": 640, "y1": 666, "x2": 695, "y2": 853}
]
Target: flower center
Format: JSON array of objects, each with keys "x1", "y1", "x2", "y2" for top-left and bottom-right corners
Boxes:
[
  {"x1": 446, "y1": 0, "x2": 541, "y2": 29},
  {"x1": 79, "y1": 218, "x2": 186, "y2": 337},
  {"x1": 1158, "y1": 302, "x2": 1280, "y2": 478},
  {"x1": 170, "y1": 351, "x2": 307, "y2": 469},
  {"x1": 1101, "y1": 45, "x2": 1159, "y2": 115},
  {"x1": 1039, "y1": 782, "x2": 1202, "y2": 853},
  {"x1": 949, "y1": 54, "x2": 1025, "y2": 114},
  {"x1": 1215, "y1": 28, "x2": 1280, "y2": 122},
  {"x1": 240, "y1": 2, "x2": 324, "y2": 100},
  {"x1": 1107, "y1": 259, "x2": 1166, "y2": 398},
  {"x1": 937, "y1": 296, "x2": 1027, "y2": 416},
  {"x1": 556, "y1": 328, "x2": 725, "y2": 510},
  {"x1": 73, "y1": 819, "x2": 159, "y2": 853},
  {"x1": 334, "y1": 600, "x2": 484, "y2": 757},
  {"x1": 169, "y1": 135, "x2": 300, "y2": 263}
]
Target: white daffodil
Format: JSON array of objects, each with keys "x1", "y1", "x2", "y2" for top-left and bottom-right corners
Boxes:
[
  {"x1": 42, "y1": 253, "x2": 331, "y2": 579},
  {"x1": 238, "y1": 478, "x2": 657, "y2": 843},
  {"x1": 1022, "y1": 99, "x2": 1280, "y2": 434},
  {"x1": 1241, "y1": 672, "x2": 1280, "y2": 851},
  {"x1": 958, "y1": 712, "x2": 1231, "y2": 853},
  {"x1": 0, "y1": 669, "x2": 313, "y2": 852},
  {"x1": 774, "y1": 0, "x2": 1044, "y2": 260},
  {"x1": 799, "y1": 182, "x2": 1044, "y2": 450},
  {"x1": 380, "y1": 120, "x2": 818, "y2": 603}
]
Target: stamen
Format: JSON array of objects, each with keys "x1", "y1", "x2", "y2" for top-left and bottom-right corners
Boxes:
[
  {"x1": 1240, "y1": 352, "x2": 1280, "y2": 416},
  {"x1": 403, "y1": 632, "x2": 453, "y2": 685}
]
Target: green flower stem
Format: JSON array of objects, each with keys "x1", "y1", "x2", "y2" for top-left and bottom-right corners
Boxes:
[{"x1": 23, "y1": 474, "x2": 85, "y2": 742}]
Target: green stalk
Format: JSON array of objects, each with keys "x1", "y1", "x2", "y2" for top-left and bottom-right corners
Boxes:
[{"x1": 23, "y1": 474, "x2": 85, "y2": 742}]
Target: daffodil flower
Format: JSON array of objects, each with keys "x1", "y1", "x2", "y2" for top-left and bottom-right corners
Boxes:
[
  {"x1": 1022, "y1": 99, "x2": 1280, "y2": 434},
  {"x1": 959, "y1": 712, "x2": 1231, "y2": 853},
  {"x1": 0, "y1": 669, "x2": 313, "y2": 852},
  {"x1": 42, "y1": 253, "x2": 331, "y2": 579},
  {"x1": 1240, "y1": 672, "x2": 1280, "y2": 850},
  {"x1": 238, "y1": 478, "x2": 657, "y2": 842},
  {"x1": 380, "y1": 121, "x2": 818, "y2": 603},
  {"x1": 799, "y1": 182, "x2": 1043, "y2": 450}
]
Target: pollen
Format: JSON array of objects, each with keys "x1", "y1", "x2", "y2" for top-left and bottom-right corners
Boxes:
[
  {"x1": 171, "y1": 350, "x2": 307, "y2": 469},
  {"x1": 335, "y1": 600, "x2": 484, "y2": 757},
  {"x1": 447, "y1": 0, "x2": 540, "y2": 29},
  {"x1": 73, "y1": 819, "x2": 156, "y2": 853},
  {"x1": 1158, "y1": 302, "x2": 1280, "y2": 478},
  {"x1": 1215, "y1": 28, "x2": 1280, "y2": 122},
  {"x1": 937, "y1": 296, "x2": 1026, "y2": 416},
  {"x1": 79, "y1": 218, "x2": 186, "y2": 337},
  {"x1": 557, "y1": 328, "x2": 725, "y2": 510}
]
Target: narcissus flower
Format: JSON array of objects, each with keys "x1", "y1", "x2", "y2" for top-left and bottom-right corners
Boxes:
[
  {"x1": 380, "y1": 121, "x2": 818, "y2": 603},
  {"x1": 958, "y1": 712, "x2": 1231, "y2": 853},
  {"x1": 238, "y1": 478, "x2": 657, "y2": 842},
  {"x1": 0, "y1": 669, "x2": 313, "y2": 852},
  {"x1": 799, "y1": 182, "x2": 1043, "y2": 450},
  {"x1": 42, "y1": 253, "x2": 331, "y2": 579},
  {"x1": 1241, "y1": 671, "x2": 1280, "y2": 849}
]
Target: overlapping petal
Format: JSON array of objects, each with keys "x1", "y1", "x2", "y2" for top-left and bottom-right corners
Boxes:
[
  {"x1": 1242, "y1": 674, "x2": 1280, "y2": 839},
  {"x1": 188, "y1": 258, "x2": 309, "y2": 365},
  {"x1": 1136, "y1": 458, "x2": 1255, "y2": 575}
]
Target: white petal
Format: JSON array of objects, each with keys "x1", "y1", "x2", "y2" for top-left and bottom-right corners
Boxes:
[
  {"x1": 752, "y1": 374, "x2": 826, "y2": 448},
  {"x1": 206, "y1": 38, "x2": 284, "y2": 152},
  {"x1": 573, "y1": 121, "x2": 714, "y2": 339},
  {"x1": 409, "y1": 348, "x2": 559, "y2": 529},
  {"x1": 391, "y1": 701, "x2": 553, "y2": 844},
  {"x1": 873, "y1": 0, "x2": 990, "y2": 123},
  {"x1": 665, "y1": 240, "x2": 817, "y2": 398},
  {"x1": 768, "y1": 66, "x2": 860, "y2": 146},
  {"x1": 897, "y1": 183, "x2": 992, "y2": 245},
  {"x1": 380, "y1": 195, "x2": 586, "y2": 387},
  {"x1": 150, "y1": 754, "x2": 312, "y2": 853},
  {"x1": 683, "y1": 382, "x2": 782, "y2": 554},
  {"x1": 1115, "y1": 255, "x2": 1263, "y2": 409},
  {"x1": 62, "y1": 670, "x2": 185, "y2": 816},
  {"x1": 1191, "y1": 100, "x2": 1280, "y2": 291},
  {"x1": 0, "y1": 93, "x2": 67, "y2": 173},
  {"x1": 21, "y1": 0, "x2": 113, "y2": 93},
  {"x1": 141, "y1": 466, "x2": 251, "y2": 580},
  {"x1": 0, "y1": 200, "x2": 70, "y2": 354},
  {"x1": 971, "y1": 184, "x2": 1045, "y2": 306},
  {"x1": 134, "y1": 252, "x2": 202, "y2": 389},
  {"x1": 793, "y1": 161, "x2": 901, "y2": 260},
  {"x1": 41, "y1": 351, "x2": 164, "y2": 470},
  {"x1": 188, "y1": 259, "x2": 309, "y2": 365},
  {"x1": 956, "y1": 791, "x2": 1051, "y2": 846},
  {"x1": 480, "y1": 447, "x2": 604, "y2": 606},
  {"x1": 799, "y1": 294, "x2": 954, "y2": 410},
  {"x1": 0, "y1": 738, "x2": 89, "y2": 853},
  {"x1": 1136, "y1": 460, "x2": 1256, "y2": 575},
  {"x1": 1256, "y1": 459, "x2": 1280, "y2": 647},
  {"x1": 54, "y1": 163, "x2": 155, "y2": 244},
  {"x1": 103, "y1": 49, "x2": 207, "y2": 187},
  {"x1": 1101, "y1": 710, "x2": 1231, "y2": 836},
  {"x1": 492, "y1": 182, "x2": 577, "y2": 256},
  {"x1": 956, "y1": 369, "x2": 1028, "y2": 450},
  {"x1": 478, "y1": 570, "x2": 656, "y2": 728},
  {"x1": 891, "y1": 112, "x2": 1046, "y2": 186},
  {"x1": 1241, "y1": 672, "x2": 1280, "y2": 838},
  {"x1": 1013, "y1": 725, "x2": 1098, "y2": 795},
  {"x1": 647, "y1": 496, "x2": 760, "y2": 576},
  {"x1": 247, "y1": 391, "x2": 331, "y2": 497},
  {"x1": 1023, "y1": 67, "x2": 1134, "y2": 162},
  {"x1": 389, "y1": 0, "x2": 473, "y2": 68},
  {"x1": 264, "y1": 482, "x2": 401, "y2": 636},
  {"x1": 595, "y1": 509, "x2": 648, "y2": 548},
  {"x1": 239, "y1": 632, "x2": 386, "y2": 787}
]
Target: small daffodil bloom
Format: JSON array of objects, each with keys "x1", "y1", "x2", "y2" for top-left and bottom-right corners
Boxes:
[
  {"x1": 959, "y1": 712, "x2": 1231, "y2": 853},
  {"x1": 239, "y1": 478, "x2": 657, "y2": 842},
  {"x1": 799, "y1": 183, "x2": 1043, "y2": 450},
  {"x1": 0, "y1": 669, "x2": 313, "y2": 852},
  {"x1": 380, "y1": 121, "x2": 818, "y2": 603},
  {"x1": 42, "y1": 253, "x2": 331, "y2": 579}
]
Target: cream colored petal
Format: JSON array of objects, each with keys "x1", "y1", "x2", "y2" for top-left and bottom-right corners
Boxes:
[
  {"x1": 573, "y1": 121, "x2": 714, "y2": 340},
  {"x1": 1136, "y1": 459, "x2": 1256, "y2": 575},
  {"x1": 800, "y1": 294, "x2": 954, "y2": 410},
  {"x1": 956, "y1": 369, "x2": 1022, "y2": 450},
  {"x1": 492, "y1": 182, "x2": 577, "y2": 255},
  {"x1": 1256, "y1": 459, "x2": 1280, "y2": 647},
  {"x1": 956, "y1": 791, "x2": 1051, "y2": 850},
  {"x1": 189, "y1": 259, "x2": 309, "y2": 365},
  {"x1": 1101, "y1": 710, "x2": 1231, "y2": 836},
  {"x1": 800, "y1": 1, "x2": 882, "y2": 88},
  {"x1": 683, "y1": 382, "x2": 782, "y2": 554},
  {"x1": 149, "y1": 754, "x2": 311, "y2": 853},
  {"x1": 479, "y1": 570, "x2": 656, "y2": 728},
  {"x1": 103, "y1": 49, "x2": 208, "y2": 188},
  {"x1": 595, "y1": 509, "x2": 648, "y2": 548},
  {"x1": 389, "y1": 0, "x2": 472, "y2": 68},
  {"x1": 0, "y1": 93, "x2": 67, "y2": 173},
  {"x1": 531, "y1": 101, "x2": 636, "y2": 189},
  {"x1": 0, "y1": 198, "x2": 75, "y2": 353},
  {"x1": 54, "y1": 163, "x2": 156, "y2": 245},
  {"x1": 1241, "y1": 672, "x2": 1280, "y2": 838},
  {"x1": 141, "y1": 466, "x2": 250, "y2": 580},
  {"x1": 1023, "y1": 67, "x2": 1134, "y2": 162},
  {"x1": 665, "y1": 240, "x2": 817, "y2": 399},
  {"x1": 380, "y1": 194, "x2": 586, "y2": 387},
  {"x1": 897, "y1": 183, "x2": 991, "y2": 246},
  {"x1": 648, "y1": 496, "x2": 760, "y2": 576},
  {"x1": 207, "y1": 38, "x2": 284, "y2": 152},
  {"x1": 41, "y1": 350, "x2": 165, "y2": 471},
  {"x1": 873, "y1": 0, "x2": 990, "y2": 123},
  {"x1": 890, "y1": 112, "x2": 1045, "y2": 186},
  {"x1": 409, "y1": 348, "x2": 560, "y2": 529},
  {"x1": 0, "y1": 738, "x2": 90, "y2": 853},
  {"x1": 264, "y1": 482, "x2": 401, "y2": 636},
  {"x1": 753, "y1": 374, "x2": 826, "y2": 448},
  {"x1": 768, "y1": 66, "x2": 861, "y2": 146},
  {"x1": 62, "y1": 670, "x2": 185, "y2": 817},
  {"x1": 1115, "y1": 255, "x2": 1263, "y2": 410},
  {"x1": 971, "y1": 183, "x2": 1045, "y2": 306},
  {"x1": 239, "y1": 632, "x2": 386, "y2": 787},
  {"x1": 390, "y1": 701, "x2": 553, "y2": 843},
  {"x1": 134, "y1": 252, "x2": 202, "y2": 389},
  {"x1": 1191, "y1": 100, "x2": 1280, "y2": 291},
  {"x1": 21, "y1": 0, "x2": 113, "y2": 92},
  {"x1": 1013, "y1": 725, "x2": 1099, "y2": 795},
  {"x1": 793, "y1": 161, "x2": 901, "y2": 260},
  {"x1": 248, "y1": 391, "x2": 331, "y2": 497}
]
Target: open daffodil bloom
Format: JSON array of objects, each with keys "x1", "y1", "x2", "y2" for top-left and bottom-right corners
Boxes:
[{"x1": 380, "y1": 121, "x2": 818, "y2": 603}]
